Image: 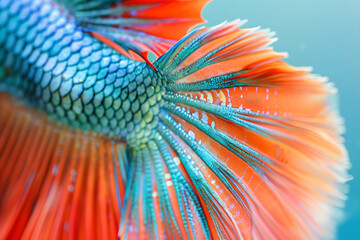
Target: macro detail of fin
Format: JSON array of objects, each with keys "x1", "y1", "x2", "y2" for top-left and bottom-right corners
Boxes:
[
  {"x1": 153, "y1": 21, "x2": 350, "y2": 239},
  {"x1": 0, "y1": 93, "x2": 127, "y2": 239},
  {"x1": 58, "y1": 0, "x2": 210, "y2": 61},
  {"x1": 0, "y1": 0, "x2": 349, "y2": 239}
]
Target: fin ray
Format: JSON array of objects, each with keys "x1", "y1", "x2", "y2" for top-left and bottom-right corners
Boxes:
[
  {"x1": 0, "y1": 93, "x2": 127, "y2": 239},
  {"x1": 60, "y1": 0, "x2": 210, "y2": 60},
  {"x1": 155, "y1": 21, "x2": 349, "y2": 239}
]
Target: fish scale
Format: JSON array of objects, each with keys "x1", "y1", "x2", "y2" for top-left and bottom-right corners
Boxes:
[{"x1": 0, "y1": 0, "x2": 165, "y2": 146}]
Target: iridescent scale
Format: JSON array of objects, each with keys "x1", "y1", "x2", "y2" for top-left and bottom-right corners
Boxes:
[{"x1": 0, "y1": 0, "x2": 165, "y2": 146}]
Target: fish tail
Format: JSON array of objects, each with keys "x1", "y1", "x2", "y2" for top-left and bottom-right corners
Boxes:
[
  {"x1": 0, "y1": 93, "x2": 128, "y2": 239},
  {"x1": 127, "y1": 20, "x2": 349, "y2": 239}
]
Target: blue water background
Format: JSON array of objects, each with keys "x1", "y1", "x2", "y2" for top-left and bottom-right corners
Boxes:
[{"x1": 203, "y1": 0, "x2": 360, "y2": 238}]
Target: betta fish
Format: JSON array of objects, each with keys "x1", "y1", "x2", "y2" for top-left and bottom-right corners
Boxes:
[{"x1": 0, "y1": 0, "x2": 350, "y2": 239}]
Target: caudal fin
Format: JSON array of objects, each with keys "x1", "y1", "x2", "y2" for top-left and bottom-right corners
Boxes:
[{"x1": 145, "y1": 20, "x2": 349, "y2": 239}]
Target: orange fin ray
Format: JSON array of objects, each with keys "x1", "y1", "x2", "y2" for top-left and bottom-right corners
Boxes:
[
  {"x1": 0, "y1": 94, "x2": 127, "y2": 239},
  {"x1": 64, "y1": 0, "x2": 210, "y2": 60}
]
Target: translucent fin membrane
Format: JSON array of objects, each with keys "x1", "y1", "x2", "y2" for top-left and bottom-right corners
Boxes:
[
  {"x1": 0, "y1": 93, "x2": 127, "y2": 239},
  {"x1": 59, "y1": 0, "x2": 210, "y2": 60},
  {"x1": 155, "y1": 21, "x2": 350, "y2": 239}
]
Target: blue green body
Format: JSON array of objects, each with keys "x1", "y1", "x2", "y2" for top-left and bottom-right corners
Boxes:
[{"x1": 0, "y1": 0, "x2": 165, "y2": 146}]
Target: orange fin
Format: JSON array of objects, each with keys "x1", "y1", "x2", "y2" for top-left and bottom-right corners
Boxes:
[
  {"x1": 68, "y1": 0, "x2": 210, "y2": 59},
  {"x1": 154, "y1": 20, "x2": 350, "y2": 239},
  {"x1": 0, "y1": 93, "x2": 127, "y2": 239}
]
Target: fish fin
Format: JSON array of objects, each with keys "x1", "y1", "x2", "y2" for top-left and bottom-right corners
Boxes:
[
  {"x1": 60, "y1": 0, "x2": 209, "y2": 60},
  {"x1": 0, "y1": 93, "x2": 127, "y2": 239},
  {"x1": 119, "y1": 139, "x2": 211, "y2": 239},
  {"x1": 155, "y1": 20, "x2": 350, "y2": 239}
]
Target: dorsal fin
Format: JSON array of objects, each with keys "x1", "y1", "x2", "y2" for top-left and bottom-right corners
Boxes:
[{"x1": 59, "y1": 0, "x2": 210, "y2": 61}]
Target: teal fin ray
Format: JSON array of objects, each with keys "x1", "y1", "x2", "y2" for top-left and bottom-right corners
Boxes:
[
  {"x1": 120, "y1": 139, "x2": 211, "y2": 239},
  {"x1": 153, "y1": 20, "x2": 349, "y2": 239}
]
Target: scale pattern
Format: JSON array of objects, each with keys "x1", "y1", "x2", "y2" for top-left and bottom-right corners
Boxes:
[{"x1": 0, "y1": 0, "x2": 165, "y2": 146}]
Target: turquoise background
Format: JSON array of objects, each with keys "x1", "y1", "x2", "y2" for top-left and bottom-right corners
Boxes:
[{"x1": 203, "y1": 0, "x2": 360, "y2": 239}]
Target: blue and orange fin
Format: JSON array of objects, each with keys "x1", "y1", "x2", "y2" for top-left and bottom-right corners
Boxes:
[
  {"x1": 119, "y1": 141, "x2": 211, "y2": 240},
  {"x1": 149, "y1": 20, "x2": 350, "y2": 239},
  {"x1": 59, "y1": 0, "x2": 210, "y2": 62},
  {"x1": 0, "y1": 93, "x2": 127, "y2": 240}
]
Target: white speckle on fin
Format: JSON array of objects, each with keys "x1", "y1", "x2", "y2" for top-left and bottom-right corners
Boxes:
[
  {"x1": 188, "y1": 130, "x2": 195, "y2": 140},
  {"x1": 201, "y1": 112, "x2": 208, "y2": 124},
  {"x1": 173, "y1": 157, "x2": 180, "y2": 166},
  {"x1": 192, "y1": 111, "x2": 199, "y2": 119}
]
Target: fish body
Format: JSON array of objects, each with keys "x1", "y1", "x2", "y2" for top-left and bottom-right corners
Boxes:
[
  {"x1": 0, "y1": 0, "x2": 164, "y2": 146},
  {"x1": 0, "y1": 0, "x2": 349, "y2": 239}
]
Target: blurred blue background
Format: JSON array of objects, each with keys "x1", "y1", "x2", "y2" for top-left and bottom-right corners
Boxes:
[{"x1": 203, "y1": 0, "x2": 360, "y2": 238}]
